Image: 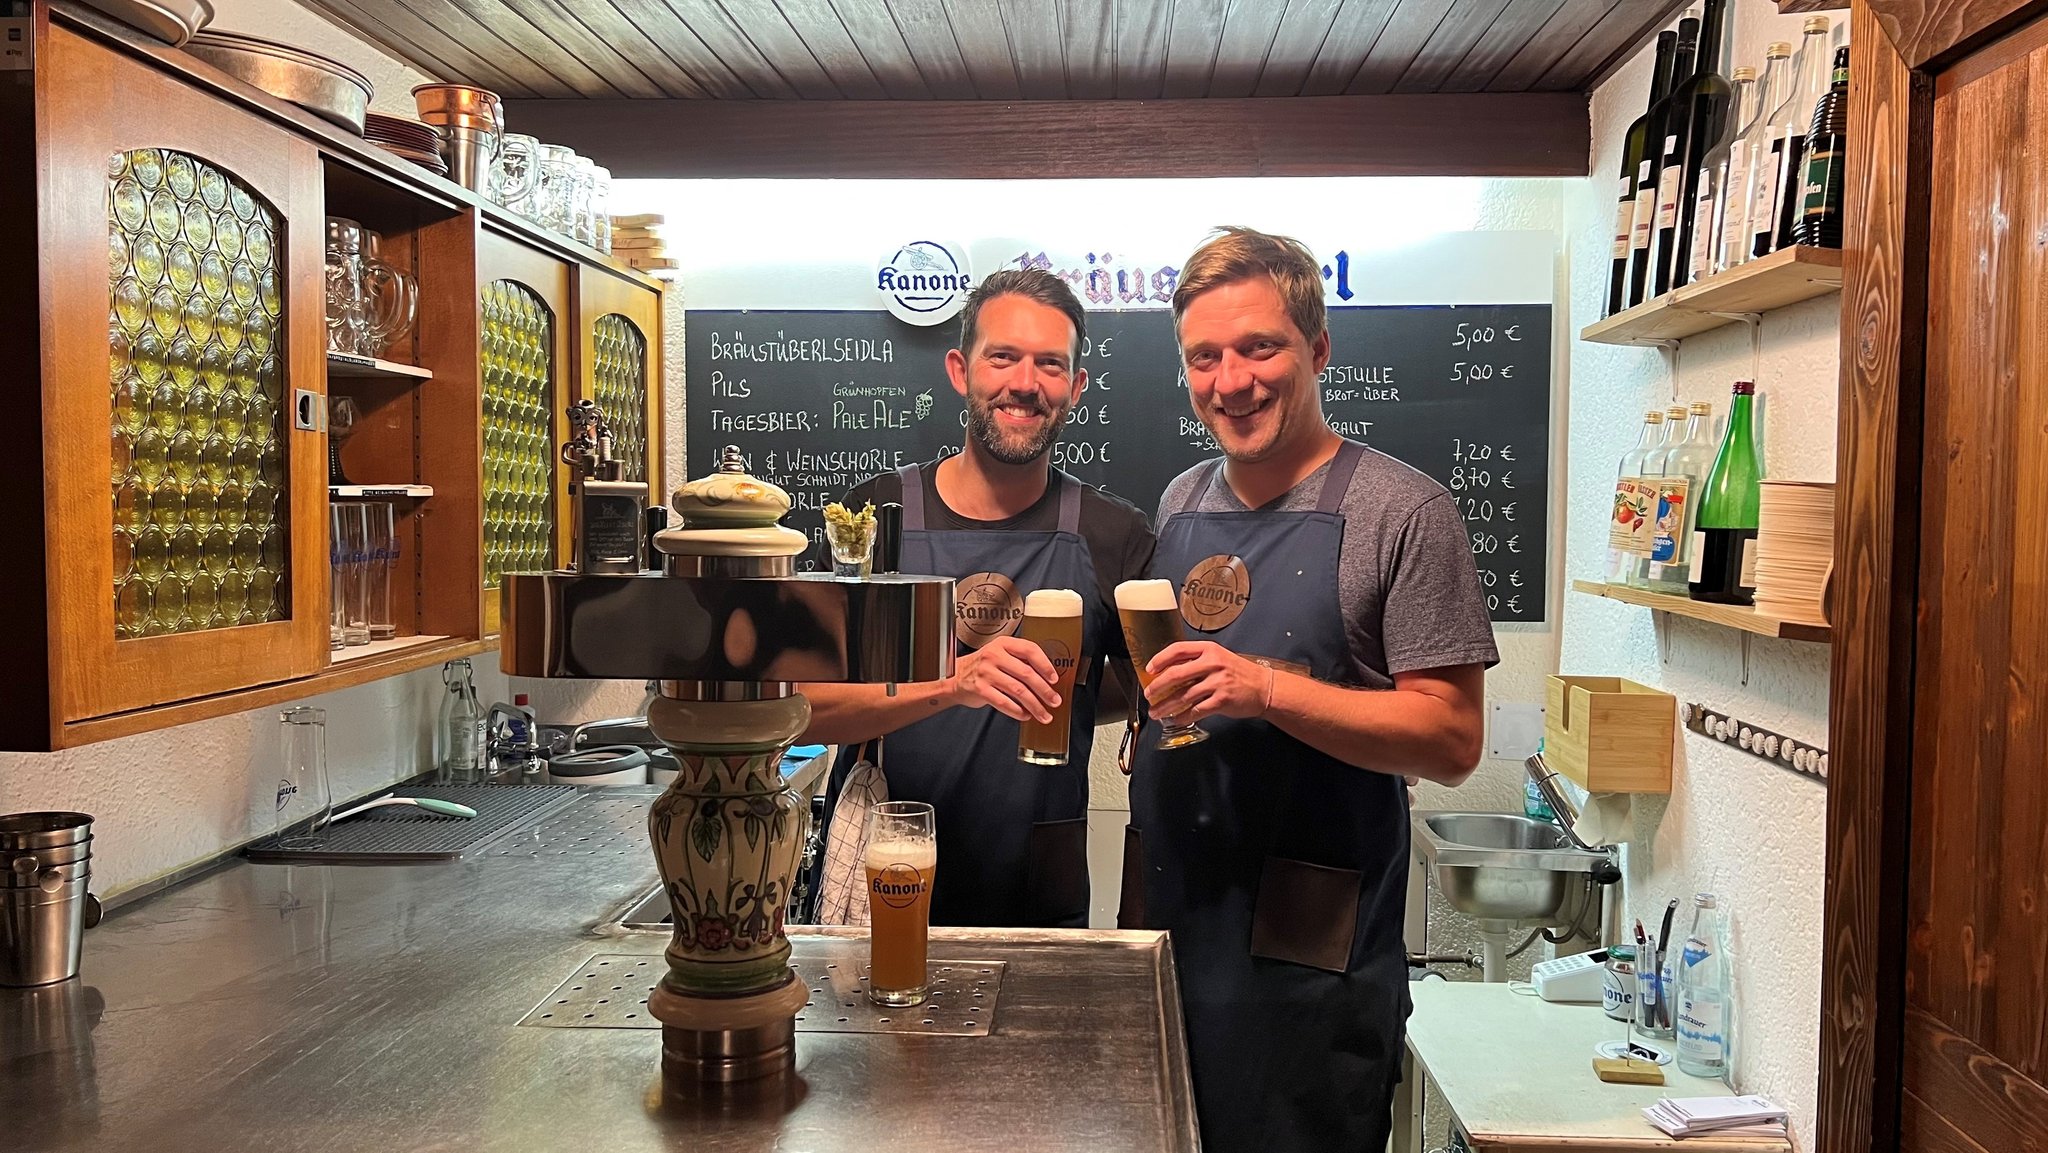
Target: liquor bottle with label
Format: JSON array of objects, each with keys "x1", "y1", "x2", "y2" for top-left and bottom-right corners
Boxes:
[
  {"x1": 1690, "y1": 381, "x2": 1761, "y2": 604},
  {"x1": 1608, "y1": 31, "x2": 1679, "y2": 317},
  {"x1": 1647, "y1": 401, "x2": 1715, "y2": 593},
  {"x1": 1793, "y1": 46, "x2": 1850, "y2": 249},
  {"x1": 1608, "y1": 410, "x2": 1665, "y2": 583},
  {"x1": 1721, "y1": 42, "x2": 1791, "y2": 275},
  {"x1": 1665, "y1": 0, "x2": 1733, "y2": 292},
  {"x1": 1628, "y1": 405, "x2": 1692, "y2": 587},
  {"x1": 1632, "y1": 15, "x2": 1698, "y2": 308},
  {"x1": 1687, "y1": 65, "x2": 1756, "y2": 283},
  {"x1": 1755, "y1": 17, "x2": 1833, "y2": 257}
]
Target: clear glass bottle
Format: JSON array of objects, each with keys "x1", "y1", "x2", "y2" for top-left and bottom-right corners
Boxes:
[
  {"x1": 1628, "y1": 406, "x2": 1692, "y2": 587},
  {"x1": 1753, "y1": 17, "x2": 1833, "y2": 258},
  {"x1": 1675, "y1": 893, "x2": 1730, "y2": 1078},
  {"x1": 1688, "y1": 65, "x2": 1756, "y2": 283},
  {"x1": 1607, "y1": 410, "x2": 1665, "y2": 582},
  {"x1": 1647, "y1": 401, "x2": 1716, "y2": 593},
  {"x1": 1722, "y1": 42, "x2": 1792, "y2": 274},
  {"x1": 1690, "y1": 381, "x2": 1762, "y2": 604},
  {"x1": 438, "y1": 658, "x2": 482, "y2": 785}
]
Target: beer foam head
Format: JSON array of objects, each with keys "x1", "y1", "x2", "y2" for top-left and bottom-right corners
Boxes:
[
  {"x1": 1025, "y1": 588, "x2": 1084, "y2": 617},
  {"x1": 1115, "y1": 579, "x2": 1177, "y2": 612},
  {"x1": 864, "y1": 837, "x2": 938, "y2": 871}
]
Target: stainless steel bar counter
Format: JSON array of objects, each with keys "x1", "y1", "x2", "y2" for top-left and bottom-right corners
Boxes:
[{"x1": 2, "y1": 791, "x2": 1198, "y2": 1152}]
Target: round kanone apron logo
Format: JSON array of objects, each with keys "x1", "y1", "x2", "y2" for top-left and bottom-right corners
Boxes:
[
  {"x1": 1180, "y1": 554, "x2": 1252, "y2": 631},
  {"x1": 955, "y1": 571, "x2": 1024, "y2": 649},
  {"x1": 877, "y1": 240, "x2": 974, "y2": 326},
  {"x1": 872, "y1": 862, "x2": 926, "y2": 908}
]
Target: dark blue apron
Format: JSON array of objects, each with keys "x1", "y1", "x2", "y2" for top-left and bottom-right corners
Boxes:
[
  {"x1": 1123, "y1": 440, "x2": 1410, "y2": 1153},
  {"x1": 821, "y1": 465, "x2": 1104, "y2": 928}
]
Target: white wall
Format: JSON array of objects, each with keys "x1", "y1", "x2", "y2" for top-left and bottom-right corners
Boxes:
[
  {"x1": 1563, "y1": 2, "x2": 1848, "y2": 1143},
  {"x1": 0, "y1": 2, "x2": 644, "y2": 898}
]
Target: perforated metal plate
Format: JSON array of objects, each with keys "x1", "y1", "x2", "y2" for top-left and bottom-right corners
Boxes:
[
  {"x1": 519, "y1": 953, "x2": 1005, "y2": 1036},
  {"x1": 482, "y1": 794, "x2": 651, "y2": 860},
  {"x1": 244, "y1": 786, "x2": 579, "y2": 862}
]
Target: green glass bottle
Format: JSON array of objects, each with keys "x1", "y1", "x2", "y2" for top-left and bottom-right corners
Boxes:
[{"x1": 1689, "y1": 381, "x2": 1761, "y2": 604}]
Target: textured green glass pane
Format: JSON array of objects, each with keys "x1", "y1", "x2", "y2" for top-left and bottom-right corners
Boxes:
[
  {"x1": 590, "y1": 314, "x2": 649, "y2": 484},
  {"x1": 108, "y1": 148, "x2": 288, "y2": 639},
  {"x1": 481, "y1": 279, "x2": 556, "y2": 587}
]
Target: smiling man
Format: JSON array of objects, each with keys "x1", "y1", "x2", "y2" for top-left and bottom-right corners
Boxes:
[
  {"x1": 801, "y1": 269, "x2": 1155, "y2": 929},
  {"x1": 1119, "y1": 228, "x2": 1498, "y2": 1153}
]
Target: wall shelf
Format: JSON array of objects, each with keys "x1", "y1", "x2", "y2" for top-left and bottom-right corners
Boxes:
[
  {"x1": 330, "y1": 633, "x2": 452, "y2": 665},
  {"x1": 1776, "y1": 0, "x2": 1845, "y2": 12},
  {"x1": 1579, "y1": 246, "x2": 1844, "y2": 345},
  {"x1": 327, "y1": 352, "x2": 434, "y2": 381},
  {"x1": 1570, "y1": 580, "x2": 1831, "y2": 642}
]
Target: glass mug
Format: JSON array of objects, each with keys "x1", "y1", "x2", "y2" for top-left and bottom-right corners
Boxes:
[
  {"x1": 570, "y1": 156, "x2": 597, "y2": 245},
  {"x1": 588, "y1": 166, "x2": 612, "y2": 252},
  {"x1": 324, "y1": 218, "x2": 411, "y2": 357},
  {"x1": 1115, "y1": 579, "x2": 1210, "y2": 749},
  {"x1": 864, "y1": 801, "x2": 936, "y2": 1006},
  {"x1": 489, "y1": 133, "x2": 542, "y2": 216},
  {"x1": 359, "y1": 233, "x2": 416, "y2": 359},
  {"x1": 1017, "y1": 588, "x2": 1084, "y2": 765},
  {"x1": 533, "y1": 145, "x2": 581, "y2": 235}
]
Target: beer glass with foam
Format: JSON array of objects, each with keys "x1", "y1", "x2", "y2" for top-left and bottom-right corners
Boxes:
[
  {"x1": 864, "y1": 800, "x2": 937, "y2": 1006},
  {"x1": 1114, "y1": 579, "x2": 1211, "y2": 749},
  {"x1": 1017, "y1": 588, "x2": 1084, "y2": 765}
]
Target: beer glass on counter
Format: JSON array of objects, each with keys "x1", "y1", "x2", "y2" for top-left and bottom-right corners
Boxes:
[
  {"x1": 1017, "y1": 588, "x2": 1084, "y2": 765},
  {"x1": 864, "y1": 801, "x2": 937, "y2": 1006},
  {"x1": 1115, "y1": 579, "x2": 1211, "y2": 749}
]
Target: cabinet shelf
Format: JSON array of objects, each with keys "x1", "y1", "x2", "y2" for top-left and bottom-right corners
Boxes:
[
  {"x1": 1570, "y1": 580, "x2": 1831, "y2": 642},
  {"x1": 327, "y1": 353, "x2": 434, "y2": 381},
  {"x1": 330, "y1": 484, "x2": 434, "y2": 499},
  {"x1": 1579, "y1": 246, "x2": 1844, "y2": 345}
]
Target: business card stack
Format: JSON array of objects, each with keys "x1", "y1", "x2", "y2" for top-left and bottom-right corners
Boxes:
[
  {"x1": 610, "y1": 214, "x2": 676, "y2": 273},
  {"x1": 1754, "y1": 480, "x2": 1834, "y2": 625},
  {"x1": 1643, "y1": 1094, "x2": 1790, "y2": 1139}
]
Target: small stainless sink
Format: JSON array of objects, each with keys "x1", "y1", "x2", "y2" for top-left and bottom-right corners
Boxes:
[{"x1": 1411, "y1": 810, "x2": 1612, "y2": 931}]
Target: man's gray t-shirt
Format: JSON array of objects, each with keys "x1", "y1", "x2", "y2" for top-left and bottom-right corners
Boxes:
[{"x1": 1156, "y1": 445, "x2": 1500, "y2": 689}]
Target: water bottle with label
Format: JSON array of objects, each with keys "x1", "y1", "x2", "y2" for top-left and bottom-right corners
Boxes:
[{"x1": 1675, "y1": 893, "x2": 1730, "y2": 1077}]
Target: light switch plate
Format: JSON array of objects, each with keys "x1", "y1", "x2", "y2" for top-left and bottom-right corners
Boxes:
[{"x1": 1488, "y1": 701, "x2": 1544, "y2": 760}]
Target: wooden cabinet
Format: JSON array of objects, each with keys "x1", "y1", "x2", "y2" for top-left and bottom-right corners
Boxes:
[{"x1": 0, "y1": 9, "x2": 665, "y2": 749}]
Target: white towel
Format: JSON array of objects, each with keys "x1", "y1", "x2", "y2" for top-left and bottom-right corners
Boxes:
[{"x1": 813, "y1": 747, "x2": 887, "y2": 926}]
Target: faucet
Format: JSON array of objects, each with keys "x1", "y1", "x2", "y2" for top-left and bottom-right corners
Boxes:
[
  {"x1": 1524, "y1": 753, "x2": 1603, "y2": 852},
  {"x1": 485, "y1": 700, "x2": 539, "y2": 780}
]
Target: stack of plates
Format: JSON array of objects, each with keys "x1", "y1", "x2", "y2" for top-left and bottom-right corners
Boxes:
[
  {"x1": 365, "y1": 114, "x2": 446, "y2": 175},
  {"x1": 1754, "y1": 481, "x2": 1834, "y2": 624}
]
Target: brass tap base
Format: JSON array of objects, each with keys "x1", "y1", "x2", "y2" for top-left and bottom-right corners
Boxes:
[{"x1": 650, "y1": 971, "x2": 810, "y2": 1085}]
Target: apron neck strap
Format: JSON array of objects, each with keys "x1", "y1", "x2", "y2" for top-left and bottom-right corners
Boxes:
[
  {"x1": 1315, "y1": 440, "x2": 1367, "y2": 515},
  {"x1": 1173, "y1": 458, "x2": 1228, "y2": 520},
  {"x1": 1054, "y1": 471, "x2": 1082, "y2": 535},
  {"x1": 897, "y1": 463, "x2": 926, "y2": 531}
]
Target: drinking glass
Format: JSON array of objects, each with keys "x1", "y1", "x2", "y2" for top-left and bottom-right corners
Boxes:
[
  {"x1": 275, "y1": 707, "x2": 332, "y2": 847},
  {"x1": 570, "y1": 156, "x2": 597, "y2": 245},
  {"x1": 327, "y1": 395, "x2": 358, "y2": 486},
  {"x1": 327, "y1": 504, "x2": 349, "y2": 650},
  {"x1": 331, "y1": 502, "x2": 370, "y2": 646},
  {"x1": 363, "y1": 501, "x2": 397, "y2": 640},
  {"x1": 535, "y1": 145, "x2": 579, "y2": 235},
  {"x1": 1114, "y1": 579, "x2": 1210, "y2": 749},
  {"x1": 323, "y1": 217, "x2": 368, "y2": 355},
  {"x1": 359, "y1": 232, "x2": 417, "y2": 360},
  {"x1": 490, "y1": 133, "x2": 542, "y2": 216},
  {"x1": 588, "y1": 167, "x2": 612, "y2": 252},
  {"x1": 864, "y1": 800, "x2": 936, "y2": 1006},
  {"x1": 1018, "y1": 589, "x2": 1083, "y2": 765}
]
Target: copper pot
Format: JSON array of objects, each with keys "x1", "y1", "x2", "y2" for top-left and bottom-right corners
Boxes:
[{"x1": 411, "y1": 83, "x2": 501, "y2": 128}]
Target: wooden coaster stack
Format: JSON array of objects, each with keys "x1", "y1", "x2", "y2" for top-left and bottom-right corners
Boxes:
[
  {"x1": 611, "y1": 214, "x2": 675, "y2": 273},
  {"x1": 1754, "y1": 481, "x2": 1834, "y2": 624}
]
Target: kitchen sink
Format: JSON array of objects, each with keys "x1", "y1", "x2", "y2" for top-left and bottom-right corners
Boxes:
[{"x1": 1411, "y1": 810, "x2": 1613, "y2": 931}]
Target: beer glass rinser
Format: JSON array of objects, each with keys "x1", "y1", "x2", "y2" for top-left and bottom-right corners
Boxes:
[
  {"x1": 864, "y1": 800, "x2": 937, "y2": 1007},
  {"x1": 1017, "y1": 588, "x2": 1084, "y2": 765},
  {"x1": 1115, "y1": 579, "x2": 1211, "y2": 749}
]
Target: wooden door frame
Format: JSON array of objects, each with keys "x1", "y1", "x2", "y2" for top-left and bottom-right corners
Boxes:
[{"x1": 1824, "y1": 2, "x2": 2048, "y2": 1150}]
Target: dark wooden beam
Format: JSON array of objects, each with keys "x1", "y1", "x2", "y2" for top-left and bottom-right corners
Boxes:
[
  {"x1": 1864, "y1": 0, "x2": 2048, "y2": 68},
  {"x1": 501, "y1": 94, "x2": 1590, "y2": 178}
]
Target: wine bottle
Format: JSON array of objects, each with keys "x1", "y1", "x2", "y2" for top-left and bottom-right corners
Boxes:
[
  {"x1": 1608, "y1": 410, "x2": 1665, "y2": 582},
  {"x1": 1690, "y1": 381, "x2": 1761, "y2": 605},
  {"x1": 1793, "y1": 46, "x2": 1850, "y2": 249},
  {"x1": 1628, "y1": 406, "x2": 1692, "y2": 587},
  {"x1": 1608, "y1": 31, "x2": 1679, "y2": 317},
  {"x1": 1647, "y1": 401, "x2": 1715, "y2": 594},
  {"x1": 1687, "y1": 65, "x2": 1756, "y2": 283},
  {"x1": 1756, "y1": 17, "x2": 1833, "y2": 257},
  {"x1": 1664, "y1": 0, "x2": 1733, "y2": 292},
  {"x1": 1632, "y1": 15, "x2": 1698, "y2": 307},
  {"x1": 1722, "y1": 42, "x2": 1791, "y2": 275}
]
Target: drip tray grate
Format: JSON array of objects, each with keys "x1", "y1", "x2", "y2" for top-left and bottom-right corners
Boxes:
[
  {"x1": 519, "y1": 953, "x2": 1005, "y2": 1036},
  {"x1": 482, "y1": 794, "x2": 653, "y2": 860}
]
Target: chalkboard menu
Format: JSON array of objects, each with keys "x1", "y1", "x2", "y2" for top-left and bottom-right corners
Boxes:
[{"x1": 684, "y1": 304, "x2": 1550, "y2": 622}]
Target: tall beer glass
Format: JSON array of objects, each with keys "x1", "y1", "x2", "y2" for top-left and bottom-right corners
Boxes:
[
  {"x1": 1017, "y1": 588, "x2": 1084, "y2": 765},
  {"x1": 864, "y1": 800, "x2": 937, "y2": 1006},
  {"x1": 1115, "y1": 579, "x2": 1210, "y2": 749}
]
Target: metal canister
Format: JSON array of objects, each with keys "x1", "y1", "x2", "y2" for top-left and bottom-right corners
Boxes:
[{"x1": 1603, "y1": 944, "x2": 1636, "y2": 1021}]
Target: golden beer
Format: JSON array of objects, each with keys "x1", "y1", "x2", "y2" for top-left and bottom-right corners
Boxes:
[
  {"x1": 864, "y1": 801, "x2": 937, "y2": 1006},
  {"x1": 1114, "y1": 579, "x2": 1211, "y2": 749},
  {"x1": 1018, "y1": 588, "x2": 1085, "y2": 765}
]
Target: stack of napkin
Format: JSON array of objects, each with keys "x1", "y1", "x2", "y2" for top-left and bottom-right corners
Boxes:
[{"x1": 1643, "y1": 1095, "x2": 1789, "y2": 1139}]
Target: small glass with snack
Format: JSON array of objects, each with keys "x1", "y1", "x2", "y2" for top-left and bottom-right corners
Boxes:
[{"x1": 823, "y1": 501, "x2": 877, "y2": 579}]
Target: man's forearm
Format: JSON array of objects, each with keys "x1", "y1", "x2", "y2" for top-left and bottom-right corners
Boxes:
[
  {"x1": 1262, "y1": 673, "x2": 1483, "y2": 785},
  {"x1": 798, "y1": 680, "x2": 958, "y2": 745}
]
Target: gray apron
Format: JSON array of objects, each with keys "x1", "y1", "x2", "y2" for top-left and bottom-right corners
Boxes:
[
  {"x1": 821, "y1": 466, "x2": 1104, "y2": 928},
  {"x1": 1123, "y1": 440, "x2": 1410, "y2": 1152}
]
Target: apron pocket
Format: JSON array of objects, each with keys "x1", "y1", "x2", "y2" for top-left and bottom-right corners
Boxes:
[
  {"x1": 1116, "y1": 825, "x2": 1146, "y2": 929},
  {"x1": 1025, "y1": 817, "x2": 1090, "y2": 926},
  {"x1": 1249, "y1": 856, "x2": 1362, "y2": 973}
]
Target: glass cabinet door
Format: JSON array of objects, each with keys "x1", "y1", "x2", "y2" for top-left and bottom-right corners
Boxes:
[
  {"x1": 576, "y1": 268, "x2": 664, "y2": 497},
  {"x1": 476, "y1": 233, "x2": 571, "y2": 636},
  {"x1": 47, "y1": 26, "x2": 328, "y2": 723}
]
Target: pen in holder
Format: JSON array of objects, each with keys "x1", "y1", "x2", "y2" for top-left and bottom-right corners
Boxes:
[{"x1": 1633, "y1": 948, "x2": 1676, "y2": 1046}]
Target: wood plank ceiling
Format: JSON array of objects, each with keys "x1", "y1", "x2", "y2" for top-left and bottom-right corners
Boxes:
[{"x1": 304, "y1": 0, "x2": 1679, "y2": 99}]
